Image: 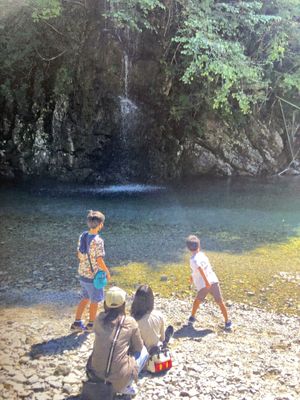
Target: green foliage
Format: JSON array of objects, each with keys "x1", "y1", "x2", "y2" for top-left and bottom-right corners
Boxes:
[
  {"x1": 30, "y1": 0, "x2": 62, "y2": 21},
  {"x1": 173, "y1": 0, "x2": 293, "y2": 114},
  {"x1": 0, "y1": 0, "x2": 299, "y2": 130},
  {"x1": 266, "y1": 33, "x2": 288, "y2": 63},
  {"x1": 280, "y1": 73, "x2": 300, "y2": 93},
  {"x1": 269, "y1": 0, "x2": 300, "y2": 101},
  {"x1": 0, "y1": 5, "x2": 38, "y2": 111},
  {"x1": 0, "y1": 0, "x2": 85, "y2": 117},
  {"x1": 104, "y1": 0, "x2": 165, "y2": 31}
]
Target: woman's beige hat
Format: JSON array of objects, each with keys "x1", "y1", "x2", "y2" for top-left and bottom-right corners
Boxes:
[{"x1": 105, "y1": 286, "x2": 126, "y2": 308}]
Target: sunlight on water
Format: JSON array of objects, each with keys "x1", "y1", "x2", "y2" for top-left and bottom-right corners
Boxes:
[
  {"x1": 35, "y1": 183, "x2": 165, "y2": 195},
  {"x1": 97, "y1": 184, "x2": 165, "y2": 193},
  {"x1": 0, "y1": 176, "x2": 299, "y2": 313}
]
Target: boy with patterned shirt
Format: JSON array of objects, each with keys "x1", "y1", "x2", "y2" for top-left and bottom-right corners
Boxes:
[
  {"x1": 186, "y1": 235, "x2": 232, "y2": 330},
  {"x1": 71, "y1": 210, "x2": 111, "y2": 332}
]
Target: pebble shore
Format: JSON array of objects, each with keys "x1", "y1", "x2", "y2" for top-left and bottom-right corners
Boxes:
[{"x1": 0, "y1": 295, "x2": 299, "y2": 400}]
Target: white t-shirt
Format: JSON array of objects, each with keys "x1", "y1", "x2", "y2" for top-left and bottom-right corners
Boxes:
[{"x1": 190, "y1": 251, "x2": 219, "y2": 291}]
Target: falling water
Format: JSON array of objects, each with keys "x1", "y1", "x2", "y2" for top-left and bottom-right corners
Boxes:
[
  {"x1": 119, "y1": 51, "x2": 138, "y2": 145},
  {"x1": 124, "y1": 52, "x2": 129, "y2": 98}
]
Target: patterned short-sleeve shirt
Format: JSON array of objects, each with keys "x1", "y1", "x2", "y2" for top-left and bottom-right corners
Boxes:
[{"x1": 77, "y1": 233, "x2": 105, "y2": 279}]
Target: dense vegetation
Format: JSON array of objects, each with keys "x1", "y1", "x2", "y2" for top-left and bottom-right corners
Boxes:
[
  {"x1": 0, "y1": 0, "x2": 299, "y2": 181},
  {"x1": 1, "y1": 1, "x2": 299, "y2": 113}
]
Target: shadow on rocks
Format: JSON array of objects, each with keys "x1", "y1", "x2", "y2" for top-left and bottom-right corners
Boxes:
[
  {"x1": 174, "y1": 325, "x2": 214, "y2": 339},
  {"x1": 29, "y1": 332, "x2": 89, "y2": 359},
  {"x1": 64, "y1": 394, "x2": 130, "y2": 400},
  {"x1": 65, "y1": 397, "x2": 80, "y2": 400}
]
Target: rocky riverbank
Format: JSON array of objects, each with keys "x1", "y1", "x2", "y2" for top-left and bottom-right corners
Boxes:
[{"x1": 0, "y1": 296, "x2": 299, "y2": 400}]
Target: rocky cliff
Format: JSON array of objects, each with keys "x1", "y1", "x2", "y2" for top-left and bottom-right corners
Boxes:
[{"x1": 0, "y1": 1, "x2": 290, "y2": 183}]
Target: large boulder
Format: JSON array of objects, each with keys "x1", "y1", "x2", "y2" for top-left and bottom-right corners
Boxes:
[{"x1": 181, "y1": 118, "x2": 285, "y2": 177}]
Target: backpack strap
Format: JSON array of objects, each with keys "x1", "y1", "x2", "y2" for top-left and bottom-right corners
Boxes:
[
  {"x1": 105, "y1": 316, "x2": 125, "y2": 379},
  {"x1": 85, "y1": 233, "x2": 95, "y2": 274}
]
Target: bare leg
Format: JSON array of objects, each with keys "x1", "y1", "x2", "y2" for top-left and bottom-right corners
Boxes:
[
  {"x1": 75, "y1": 298, "x2": 89, "y2": 320},
  {"x1": 191, "y1": 298, "x2": 201, "y2": 317},
  {"x1": 217, "y1": 301, "x2": 228, "y2": 323},
  {"x1": 89, "y1": 302, "x2": 98, "y2": 322}
]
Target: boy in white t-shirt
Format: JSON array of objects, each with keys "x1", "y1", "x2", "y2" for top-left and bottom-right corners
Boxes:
[{"x1": 186, "y1": 235, "x2": 232, "y2": 330}]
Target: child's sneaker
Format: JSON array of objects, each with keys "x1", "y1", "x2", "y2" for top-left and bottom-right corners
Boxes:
[
  {"x1": 188, "y1": 316, "x2": 196, "y2": 326},
  {"x1": 86, "y1": 322, "x2": 94, "y2": 332},
  {"x1": 225, "y1": 320, "x2": 232, "y2": 330},
  {"x1": 162, "y1": 325, "x2": 174, "y2": 348},
  {"x1": 70, "y1": 320, "x2": 86, "y2": 332}
]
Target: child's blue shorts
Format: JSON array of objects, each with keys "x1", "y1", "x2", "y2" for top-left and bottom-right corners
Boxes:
[{"x1": 79, "y1": 278, "x2": 104, "y2": 303}]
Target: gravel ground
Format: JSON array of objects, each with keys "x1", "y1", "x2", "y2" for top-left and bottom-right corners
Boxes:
[{"x1": 0, "y1": 294, "x2": 299, "y2": 400}]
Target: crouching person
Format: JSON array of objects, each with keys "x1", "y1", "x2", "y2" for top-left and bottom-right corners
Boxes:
[
  {"x1": 131, "y1": 285, "x2": 174, "y2": 350},
  {"x1": 86, "y1": 286, "x2": 148, "y2": 398}
]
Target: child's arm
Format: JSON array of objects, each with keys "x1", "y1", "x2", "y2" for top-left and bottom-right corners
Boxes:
[
  {"x1": 97, "y1": 257, "x2": 111, "y2": 280},
  {"x1": 197, "y1": 267, "x2": 211, "y2": 289},
  {"x1": 77, "y1": 234, "x2": 84, "y2": 260}
]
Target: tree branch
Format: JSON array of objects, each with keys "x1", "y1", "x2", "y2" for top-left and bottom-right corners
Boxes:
[
  {"x1": 276, "y1": 96, "x2": 300, "y2": 111},
  {"x1": 63, "y1": 0, "x2": 86, "y2": 8},
  {"x1": 42, "y1": 19, "x2": 66, "y2": 38},
  {"x1": 279, "y1": 98, "x2": 294, "y2": 160},
  {"x1": 35, "y1": 48, "x2": 67, "y2": 62},
  {"x1": 171, "y1": 42, "x2": 181, "y2": 65}
]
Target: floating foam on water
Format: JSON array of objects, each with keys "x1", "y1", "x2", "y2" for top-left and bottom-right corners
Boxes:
[
  {"x1": 36, "y1": 183, "x2": 165, "y2": 195},
  {"x1": 97, "y1": 184, "x2": 165, "y2": 193}
]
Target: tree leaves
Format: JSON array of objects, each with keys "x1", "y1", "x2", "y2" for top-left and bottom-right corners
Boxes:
[
  {"x1": 174, "y1": 0, "x2": 299, "y2": 115},
  {"x1": 30, "y1": 0, "x2": 62, "y2": 21},
  {"x1": 1, "y1": 0, "x2": 299, "y2": 128},
  {"x1": 104, "y1": 0, "x2": 165, "y2": 32}
]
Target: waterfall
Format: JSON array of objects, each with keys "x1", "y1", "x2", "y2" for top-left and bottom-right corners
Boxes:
[
  {"x1": 119, "y1": 51, "x2": 138, "y2": 145},
  {"x1": 108, "y1": 19, "x2": 141, "y2": 181},
  {"x1": 124, "y1": 52, "x2": 129, "y2": 98}
]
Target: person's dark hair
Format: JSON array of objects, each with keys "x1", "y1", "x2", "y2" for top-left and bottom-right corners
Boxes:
[
  {"x1": 131, "y1": 285, "x2": 154, "y2": 321},
  {"x1": 186, "y1": 235, "x2": 200, "y2": 251},
  {"x1": 103, "y1": 302, "x2": 125, "y2": 324},
  {"x1": 87, "y1": 210, "x2": 105, "y2": 229}
]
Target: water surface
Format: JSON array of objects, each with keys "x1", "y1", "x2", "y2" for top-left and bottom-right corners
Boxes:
[{"x1": 0, "y1": 177, "x2": 299, "y2": 294}]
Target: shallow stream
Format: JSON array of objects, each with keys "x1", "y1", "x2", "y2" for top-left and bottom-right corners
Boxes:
[{"x1": 0, "y1": 177, "x2": 299, "y2": 312}]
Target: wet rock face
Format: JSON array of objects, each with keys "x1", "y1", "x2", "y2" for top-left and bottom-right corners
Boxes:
[
  {"x1": 46, "y1": 95, "x2": 116, "y2": 183},
  {"x1": 3, "y1": 103, "x2": 286, "y2": 183},
  {"x1": 1, "y1": 84, "x2": 119, "y2": 184},
  {"x1": 181, "y1": 118, "x2": 285, "y2": 177},
  {"x1": 1, "y1": 100, "x2": 287, "y2": 184},
  {"x1": 0, "y1": 8, "x2": 289, "y2": 183}
]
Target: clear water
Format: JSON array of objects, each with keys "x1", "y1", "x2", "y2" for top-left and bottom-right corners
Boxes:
[{"x1": 0, "y1": 177, "x2": 299, "y2": 291}]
